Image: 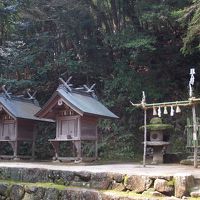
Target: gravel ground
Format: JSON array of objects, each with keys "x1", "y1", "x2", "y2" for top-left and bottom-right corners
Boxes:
[{"x1": 0, "y1": 161, "x2": 199, "y2": 178}]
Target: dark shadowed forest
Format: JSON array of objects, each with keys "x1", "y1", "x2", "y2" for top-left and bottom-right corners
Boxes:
[{"x1": 0, "y1": 0, "x2": 200, "y2": 160}]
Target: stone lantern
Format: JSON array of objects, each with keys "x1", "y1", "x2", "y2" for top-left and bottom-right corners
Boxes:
[{"x1": 141, "y1": 117, "x2": 173, "y2": 164}]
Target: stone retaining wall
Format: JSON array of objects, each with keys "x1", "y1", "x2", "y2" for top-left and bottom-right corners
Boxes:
[
  {"x1": 0, "y1": 183, "x2": 102, "y2": 200},
  {"x1": 0, "y1": 167, "x2": 199, "y2": 199}
]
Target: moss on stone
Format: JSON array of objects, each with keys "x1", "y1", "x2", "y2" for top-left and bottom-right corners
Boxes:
[
  {"x1": 54, "y1": 178, "x2": 65, "y2": 185},
  {"x1": 140, "y1": 124, "x2": 173, "y2": 131},
  {"x1": 180, "y1": 159, "x2": 194, "y2": 165},
  {"x1": 123, "y1": 175, "x2": 129, "y2": 185},
  {"x1": 139, "y1": 117, "x2": 173, "y2": 131},
  {"x1": 150, "y1": 117, "x2": 162, "y2": 124},
  {"x1": 5, "y1": 185, "x2": 11, "y2": 197},
  {"x1": 0, "y1": 180, "x2": 67, "y2": 191},
  {"x1": 102, "y1": 190, "x2": 141, "y2": 197},
  {"x1": 29, "y1": 182, "x2": 66, "y2": 190},
  {"x1": 167, "y1": 179, "x2": 175, "y2": 186},
  {"x1": 102, "y1": 189, "x2": 166, "y2": 199}
]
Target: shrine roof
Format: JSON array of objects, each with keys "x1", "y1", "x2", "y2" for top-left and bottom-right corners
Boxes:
[
  {"x1": 36, "y1": 84, "x2": 118, "y2": 119},
  {"x1": 0, "y1": 94, "x2": 52, "y2": 122}
]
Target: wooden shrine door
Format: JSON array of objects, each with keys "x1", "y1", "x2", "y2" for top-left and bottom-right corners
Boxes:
[
  {"x1": 0, "y1": 120, "x2": 16, "y2": 140},
  {"x1": 57, "y1": 116, "x2": 79, "y2": 140}
]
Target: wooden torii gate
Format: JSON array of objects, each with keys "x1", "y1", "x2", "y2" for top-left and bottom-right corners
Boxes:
[{"x1": 131, "y1": 69, "x2": 200, "y2": 168}]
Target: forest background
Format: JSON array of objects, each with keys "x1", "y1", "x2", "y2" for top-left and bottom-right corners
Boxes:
[{"x1": 0, "y1": 0, "x2": 200, "y2": 160}]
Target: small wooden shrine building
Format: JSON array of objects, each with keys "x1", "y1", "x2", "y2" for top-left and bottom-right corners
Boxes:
[
  {"x1": 36, "y1": 77, "x2": 118, "y2": 161},
  {"x1": 0, "y1": 86, "x2": 51, "y2": 160}
]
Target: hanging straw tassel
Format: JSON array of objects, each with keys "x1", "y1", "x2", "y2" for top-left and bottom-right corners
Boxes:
[
  {"x1": 164, "y1": 106, "x2": 168, "y2": 114},
  {"x1": 170, "y1": 106, "x2": 174, "y2": 116},
  {"x1": 158, "y1": 106, "x2": 161, "y2": 117},
  {"x1": 153, "y1": 106, "x2": 157, "y2": 116},
  {"x1": 176, "y1": 105, "x2": 181, "y2": 113}
]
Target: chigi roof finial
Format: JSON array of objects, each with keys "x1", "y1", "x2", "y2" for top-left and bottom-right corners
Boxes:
[
  {"x1": 83, "y1": 83, "x2": 96, "y2": 93},
  {"x1": 26, "y1": 89, "x2": 37, "y2": 100},
  {"x1": 2, "y1": 85, "x2": 11, "y2": 99},
  {"x1": 59, "y1": 76, "x2": 73, "y2": 92},
  {"x1": 83, "y1": 83, "x2": 97, "y2": 99}
]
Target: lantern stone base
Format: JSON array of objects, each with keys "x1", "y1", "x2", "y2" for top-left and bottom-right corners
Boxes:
[
  {"x1": 146, "y1": 141, "x2": 170, "y2": 164},
  {"x1": 152, "y1": 146, "x2": 164, "y2": 164}
]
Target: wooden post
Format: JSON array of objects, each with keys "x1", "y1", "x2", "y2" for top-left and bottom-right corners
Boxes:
[
  {"x1": 31, "y1": 140, "x2": 35, "y2": 160},
  {"x1": 95, "y1": 124, "x2": 98, "y2": 159},
  {"x1": 74, "y1": 140, "x2": 81, "y2": 159},
  {"x1": 9, "y1": 141, "x2": 19, "y2": 160},
  {"x1": 143, "y1": 108, "x2": 147, "y2": 167},
  {"x1": 14, "y1": 141, "x2": 17, "y2": 158},
  {"x1": 31, "y1": 125, "x2": 36, "y2": 160},
  {"x1": 50, "y1": 141, "x2": 59, "y2": 160},
  {"x1": 31, "y1": 137, "x2": 35, "y2": 160},
  {"x1": 192, "y1": 104, "x2": 198, "y2": 168},
  {"x1": 95, "y1": 140, "x2": 98, "y2": 159}
]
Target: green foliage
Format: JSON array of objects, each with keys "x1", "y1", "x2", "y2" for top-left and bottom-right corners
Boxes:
[
  {"x1": 180, "y1": 0, "x2": 200, "y2": 54},
  {"x1": 35, "y1": 122, "x2": 55, "y2": 159},
  {"x1": 170, "y1": 136, "x2": 187, "y2": 153},
  {"x1": 0, "y1": 0, "x2": 199, "y2": 161},
  {"x1": 98, "y1": 130, "x2": 142, "y2": 160},
  {"x1": 105, "y1": 29, "x2": 155, "y2": 51}
]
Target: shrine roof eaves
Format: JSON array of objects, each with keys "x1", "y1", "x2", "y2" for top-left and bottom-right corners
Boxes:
[
  {"x1": 36, "y1": 85, "x2": 119, "y2": 119},
  {"x1": 0, "y1": 94, "x2": 53, "y2": 122}
]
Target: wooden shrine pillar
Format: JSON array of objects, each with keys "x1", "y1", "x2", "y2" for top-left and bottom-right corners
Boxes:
[
  {"x1": 95, "y1": 140, "x2": 98, "y2": 159},
  {"x1": 74, "y1": 141, "x2": 81, "y2": 159},
  {"x1": 8, "y1": 141, "x2": 19, "y2": 160},
  {"x1": 50, "y1": 141, "x2": 59, "y2": 160},
  {"x1": 31, "y1": 126, "x2": 37, "y2": 160},
  {"x1": 192, "y1": 104, "x2": 198, "y2": 168}
]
